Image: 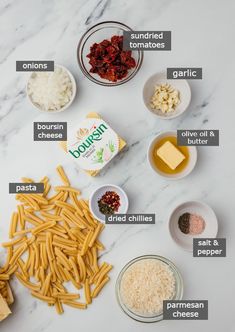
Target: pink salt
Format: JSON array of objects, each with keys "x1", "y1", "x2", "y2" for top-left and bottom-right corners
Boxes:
[{"x1": 189, "y1": 214, "x2": 205, "y2": 235}]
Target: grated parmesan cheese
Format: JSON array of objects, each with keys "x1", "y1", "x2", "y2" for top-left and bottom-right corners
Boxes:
[
  {"x1": 28, "y1": 66, "x2": 73, "y2": 111},
  {"x1": 120, "y1": 259, "x2": 175, "y2": 316}
]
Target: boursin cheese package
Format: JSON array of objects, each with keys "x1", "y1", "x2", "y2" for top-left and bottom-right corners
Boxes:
[{"x1": 61, "y1": 113, "x2": 126, "y2": 176}]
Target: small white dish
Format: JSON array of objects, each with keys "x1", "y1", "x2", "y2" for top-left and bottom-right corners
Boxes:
[
  {"x1": 143, "y1": 72, "x2": 191, "y2": 119},
  {"x1": 148, "y1": 131, "x2": 197, "y2": 180},
  {"x1": 169, "y1": 201, "x2": 218, "y2": 251},
  {"x1": 89, "y1": 184, "x2": 129, "y2": 223},
  {"x1": 26, "y1": 64, "x2": 77, "y2": 113}
]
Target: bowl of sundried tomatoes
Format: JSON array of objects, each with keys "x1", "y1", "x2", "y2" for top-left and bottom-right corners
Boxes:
[{"x1": 77, "y1": 21, "x2": 143, "y2": 86}]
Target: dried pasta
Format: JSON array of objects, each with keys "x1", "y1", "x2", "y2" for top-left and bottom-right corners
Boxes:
[{"x1": 0, "y1": 165, "x2": 112, "y2": 314}]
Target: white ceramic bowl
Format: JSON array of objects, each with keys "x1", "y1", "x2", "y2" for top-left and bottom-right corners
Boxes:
[
  {"x1": 27, "y1": 64, "x2": 77, "y2": 113},
  {"x1": 143, "y1": 72, "x2": 191, "y2": 119},
  {"x1": 148, "y1": 131, "x2": 197, "y2": 180},
  {"x1": 89, "y1": 184, "x2": 129, "y2": 223},
  {"x1": 169, "y1": 201, "x2": 218, "y2": 251}
]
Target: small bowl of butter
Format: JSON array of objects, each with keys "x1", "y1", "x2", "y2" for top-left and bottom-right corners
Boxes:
[
  {"x1": 143, "y1": 72, "x2": 191, "y2": 119},
  {"x1": 148, "y1": 131, "x2": 197, "y2": 179}
]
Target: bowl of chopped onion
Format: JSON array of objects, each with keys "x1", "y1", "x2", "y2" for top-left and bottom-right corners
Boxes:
[{"x1": 26, "y1": 64, "x2": 77, "y2": 113}]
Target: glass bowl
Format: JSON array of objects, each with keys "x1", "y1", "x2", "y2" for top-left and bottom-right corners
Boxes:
[
  {"x1": 115, "y1": 255, "x2": 183, "y2": 323},
  {"x1": 77, "y1": 21, "x2": 143, "y2": 87}
]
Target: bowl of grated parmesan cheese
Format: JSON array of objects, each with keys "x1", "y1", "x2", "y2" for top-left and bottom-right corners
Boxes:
[
  {"x1": 27, "y1": 64, "x2": 76, "y2": 113},
  {"x1": 116, "y1": 255, "x2": 183, "y2": 322}
]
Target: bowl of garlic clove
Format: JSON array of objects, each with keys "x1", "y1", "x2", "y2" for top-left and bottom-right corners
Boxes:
[{"x1": 143, "y1": 71, "x2": 191, "y2": 119}]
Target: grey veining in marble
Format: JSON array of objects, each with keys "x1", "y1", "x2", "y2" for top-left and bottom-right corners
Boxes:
[{"x1": 0, "y1": 0, "x2": 234, "y2": 331}]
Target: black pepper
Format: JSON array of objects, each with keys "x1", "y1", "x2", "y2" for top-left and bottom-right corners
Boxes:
[{"x1": 178, "y1": 213, "x2": 190, "y2": 234}]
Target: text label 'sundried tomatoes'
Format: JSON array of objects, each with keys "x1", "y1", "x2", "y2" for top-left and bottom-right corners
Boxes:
[{"x1": 87, "y1": 35, "x2": 136, "y2": 82}]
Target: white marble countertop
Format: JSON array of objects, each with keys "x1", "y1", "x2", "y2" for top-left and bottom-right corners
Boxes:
[{"x1": 0, "y1": 0, "x2": 234, "y2": 331}]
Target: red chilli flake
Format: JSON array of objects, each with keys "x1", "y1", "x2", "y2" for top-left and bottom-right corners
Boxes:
[
  {"x1": 98, "y1": 191, "x2": 121, "y2": 215},
  {"x1": 87, "y1": 35, "x2": 136, "y2": 82}
]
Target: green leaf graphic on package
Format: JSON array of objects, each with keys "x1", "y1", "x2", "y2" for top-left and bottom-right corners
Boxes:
[
  {"x1": 109, "y1": 141, "x2": 115, "y2": 153},
  {"x1": 92, "y1": 141, "x2": 115, "y2": 164},
  {"x1": 93, "y1": 148, "x2": 104, "y2": 163}
]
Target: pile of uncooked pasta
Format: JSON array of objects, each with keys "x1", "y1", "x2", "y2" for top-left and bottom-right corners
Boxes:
[{"x1": 0, "y1": 165, "x2": 112, "y2": 314}]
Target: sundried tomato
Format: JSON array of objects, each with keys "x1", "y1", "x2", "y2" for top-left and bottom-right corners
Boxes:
[{"x1": 87, "y1": 35, "x2": 136, "y2": 82}]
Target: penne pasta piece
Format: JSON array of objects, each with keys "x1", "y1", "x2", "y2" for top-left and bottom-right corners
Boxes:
[
  {"x1": 57, "y1": 264, "x2": 68, "y2": 282},
  {"x1": 40, "y1": 176, "x2": 49, "y2": 184},
  {"x1": 48, "y1": 191, "x2": 64, "y2": 204},
  {"x1": 54, "y1": 186, "x2": 81, "y2": 195},
  {"x1": 69, "y1": 193, "x2": 84, "y2": 216},
  {"x1": 52, "y1": 281, "x2": 66, "y2": 293},
  {"x1": 17, "y1": 205, "x2": 25, "y2": 230},
  {"x1": 55, "y1": 293, "x2": 80, "y2": 300},
  {"x1": 53, "y1": 260, "x2": 63, "y2": 283},
  {"x1": 17, "y1": 258, "x2": 29, "y2": 280},
  {"x1": 9, "y1": 242, "x2": 28, "y2": 266},
  {"x1": 9, "y1": 212, "x2": 18, "y2": 239},
  {"x1": 21, "y1": 177, "x2": 34, "y2": 183},
  {"x1": 41, "y1": 273, "x2": 52, "y2": 296},
  {"x1": 62, "y1": 300, "x2": 87, "y2": 309},
  {"x1": 30, "y1": 194, "x2": 48, "y2": 205},
  {"x1": 54, "y1": 200, "x2": 75, "y2": 212},
  {"x1": 79, "y1": 200, "x2": 89, "y2": 210},
  {"x1": 52, "y1": 241, "x2": 76, "y2": 251},
  {"x1": 48, "y1": 258, "x2": 56, "y2": 283},
  {"x1": 83, "y1": 210, "x2": 97, "y2": 228},
  {"x1": 0, "y1": 274, "x2": 10, "y2": 281},
  {"x1": 91, "y1": 276, "x2": 110, "y2": 298},
  {"x1": 6, "y1": 264, "x2": 18, "y2": 276},
  {"x1": 46, "y1": 232, "x2": 54, "y2": 260},
  {"x1": 2, "y1": 236, "x2": 26, "y2": 248},
  {"x1": 61, "y1": 209, "x2": 85, "y2": 229},
  {"x1": 55, "y1": 300, "x2": 64, "y2": 314},
  {"x1": 33, "y1": 242, "x2": 40, "y2": 270},
  {"x1": 77, "y1": 255, "x2": 86, "y2": 282},
  {"x1": 95, "y1": 264, "x2": 113, "y2": 286},
  {"x1": 81, "y1": 230, "x2": 93, "y2": 256},
  {"x1": 15, "y1": 272, "x2": 40, "y2": 291},
  {"x1": 48, "y1": 229, "x2": 69, "y2": 239},
  {"x1": 32, "y1": 221, "x2": 56, "y2": 235},
  {"x1": 88, "y1": 223, "x2": 103, "y2": 248},
  {"x1": 13, "y1": 229, "x2": 32, "y2": 236},
  {"x1": 19, "y1": 195, "x2": 40, "y2": 210},
  {"x1": 25, "y1": 212, "x2": 44, "y2": 225},
  {"x1": 43, "y1": 182, "x2": 51, "y2": 197},
  {"x1": 40, "y1": 203, "x2": 54, "y2": 211},
  {"x1": 31, "y1": 291, "x2": 56, "y2": 304},
  {"x1": 91, "y1": 247, "x2": 99, "y2": 272},
  {"x1": 40, "y1": 211, "x2": 62, "y2": 221},
  {"x1": 55, "y1": 248, "x2": 71, "y2": 271},
  {"x1": 56, "y1": 165, "x2": 70, "y2": 186},
  {"x1": 29, "y1": 247, "x2": 35, "y2": 277},
  {"x1": 90, "y1": 262, "x2": 108, "y2": 284},
  {"x1": 84, "y1": 278, "x2": 91, "y2": 304},
  {"x1": 40, "y1": 243, "x2": 48, "y2": 270},
  {"x1": 38, "y1": 266, "x2": 45, "y2": 283},
  {"x1": 53, "y1": 236, "x2": 78, "y2": 247},
  {"x1": 69, "y1": 257, "x2": 80, "y2": 283}
]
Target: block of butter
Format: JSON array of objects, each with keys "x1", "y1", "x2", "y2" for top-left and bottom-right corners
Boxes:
[
  {"x1": 157, "y1": 140, "x2": 185, "y2": 170},
  {"x1": 60, "y1": 112, "x2": 126, "y2": 176}
]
